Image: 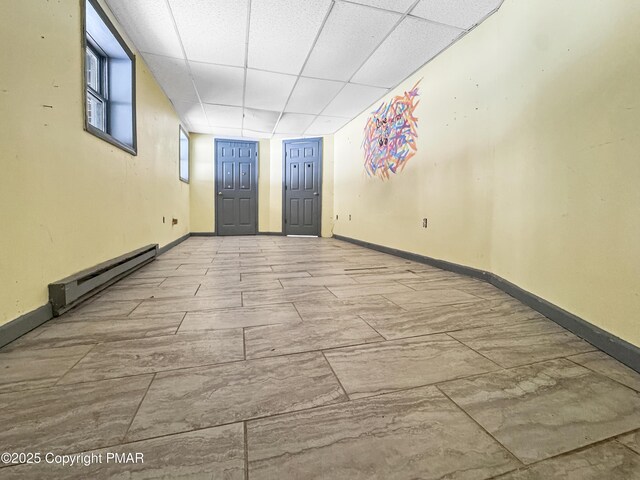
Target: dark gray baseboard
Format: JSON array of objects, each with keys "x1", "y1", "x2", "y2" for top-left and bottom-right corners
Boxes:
[
  {"x1": 333, "y1": 234, "x2": 640, "y2": 373},
  {"x1": 190, "y1": 232, "x2": 217, "y2": 237},
  {"x1": 0, "y1": 304, "x2": 53, "y2": 349},
  {"x1": 158, "y1": 233, "x2": 191, "y2": 255},
  {"x1": 258, "y1": 231, "x2": 284, "y2": 236}
]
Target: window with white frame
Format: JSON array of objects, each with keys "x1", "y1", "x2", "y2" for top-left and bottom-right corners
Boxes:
[
  {"x1": 179, "y1": 127, "x2": 189, "y2": 183},
  {"x1": 84, "y1": 0, "x2": 136, "y2": 154},
  {"x1": 85, "y1": 43, "x2": 107, "y2": 131}
]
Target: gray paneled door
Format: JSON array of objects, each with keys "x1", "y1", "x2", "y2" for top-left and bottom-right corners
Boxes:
[
  {"x1": 215, "y1": 140, "x2": 258, "y2": 236},
  {"x1": 284, "y1": 138, "x2": 322, "y2": 236}
]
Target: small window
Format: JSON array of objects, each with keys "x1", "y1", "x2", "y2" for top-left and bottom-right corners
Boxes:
[
  {"x1": 179, "y1": 127, "x2": 190, "y2": 183},
  {"x1": 83, "y1": 0, "x2": 136, "y2": 154}
]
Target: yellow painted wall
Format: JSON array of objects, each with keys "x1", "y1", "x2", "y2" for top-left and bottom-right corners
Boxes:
[
  {"x1": 190, "y1": 136, "x2": 334, "y2": 236},
  {"x1": 268, "y1": 139, "x2": 285, "y2": 233},
  {"x1": 189, "y1": 134, "x2": 215, "y2": 232},
  {"x1": 0, "y1": 0, "x2": 190, "y2": 326},
  {"x1": 258, "y1": 139, "x2": 271, "y2": 232},
  {"x1": 333, "y1": 0, "x2": 640, "y2": 346},
  {"x1": 320, "y1": 135, "x2": 335, "y2": 238}
]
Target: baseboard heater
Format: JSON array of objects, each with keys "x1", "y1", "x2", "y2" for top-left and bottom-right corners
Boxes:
[{"x1": 48, "y1": 244, "x2": 158, "y2": 316}]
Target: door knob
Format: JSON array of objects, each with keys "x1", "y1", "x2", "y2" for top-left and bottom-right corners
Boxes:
[
  {"x1": 313, "y1": 192, "x2": 319, "y2": 196},
  {"x1": 218, "y1": 192, "x2": 223, "y2": 196}
]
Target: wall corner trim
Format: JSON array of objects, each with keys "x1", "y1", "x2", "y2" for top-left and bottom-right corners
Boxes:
[
  {"x1": 158, "y1": 233, "x2": 191, "y2": 254},
  {"x1": 332, "y1": 234, "x2": 640, "y2": 374}
]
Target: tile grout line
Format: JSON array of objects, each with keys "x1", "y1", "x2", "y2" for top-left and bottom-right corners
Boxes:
[
  {"x1": 434, "y1": 384, "x2": 524, "y2": 468},
  {"x1": 324, "y1": 285, "x2": 340, "y2": 299},
  {"x1": 243, "y1": 421, "x2": 249, "y2": 480},
  {"x1": 122, "y1": 373, "x2": 156, "y2": 442},
  {"x1": 378, "y1": 294, "x2": 410, "y2": 312},
  {"x1": 52, "y1": 343, "x2": 99, "y2": 387},
  {"x1": 357, "y1": 315, "x2": 388, "y2": 341},
  {"x1": 125, "y1": 300, "x2": 145, "y2": 317},
  {"x1": 616, "y1": 435, "x2": 640, "y2": 457},
  {"x1": 320, "y1": 351, "x2": 351, "y2": 401},
  {"x1": 484, "y1": 427, "x2": 640, "y2": 479},
  {"x1": 289, "y1": 302, "x2": 305, "y2": 323},
  {"x1": 242, "y1": 327, "x2": 247, "y2": 360},
  {"x1": 344, "y1": 316, "x2": 502, "y2": 343},
  {"x1": 443, "y1": 332, "x2": 504, "y2": 370},
  {"x1": 563, "y1": 356, "x2": 640, "y2": 393},
  {"x1": 174, "y1": 312, "x2": 189, "y2": 335}
]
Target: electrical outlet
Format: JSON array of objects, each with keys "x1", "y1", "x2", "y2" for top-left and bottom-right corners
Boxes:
[
  {"x1": 349, "y1": 214, "x2": 352, "y2": 221},
  {"x1": 172, "y1": 218, "x2": 178, "y2": 226},
  {"x1": 336, "y1": 214, "x2": 339, "y2": 220},
  {"x1": 422, "y1": 218, "x2": 428, "y2": 228}
]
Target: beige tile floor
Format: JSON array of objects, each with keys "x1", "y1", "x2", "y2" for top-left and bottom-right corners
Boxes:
[{"x1": 1, "y1": 236, "x2": 639, "y2": 479}]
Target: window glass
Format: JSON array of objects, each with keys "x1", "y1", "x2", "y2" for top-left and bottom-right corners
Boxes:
[
  {"x1": 85, "y1": 47, "x2": 99, "y2": 92},
  {"x1": 87, "y1": 92, "x2": 105, "y2": 130}
]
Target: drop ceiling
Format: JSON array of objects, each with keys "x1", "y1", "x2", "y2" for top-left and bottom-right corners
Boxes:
[{"x1": 105, "y1": 0, "x2": 504, "y2": 139}]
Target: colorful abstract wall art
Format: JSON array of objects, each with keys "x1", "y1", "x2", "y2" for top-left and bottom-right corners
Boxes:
[{"x1": 362, "y1": 80, "x2": 421, "y2": 180}]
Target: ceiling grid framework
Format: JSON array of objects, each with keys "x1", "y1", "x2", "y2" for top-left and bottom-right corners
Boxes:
[{"x1": 105, "y1": 0, "x2": 505, "y2": 139}]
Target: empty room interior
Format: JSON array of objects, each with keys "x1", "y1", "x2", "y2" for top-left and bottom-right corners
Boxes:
[{"x1": 1, "y1": 0, "x2": 640, "y2": 478}]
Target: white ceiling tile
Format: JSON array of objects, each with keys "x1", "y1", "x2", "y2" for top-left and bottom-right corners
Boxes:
[
  {"x1": 105, "y1": 0, "x2": 183, "y2": 57},
  {"x1": 190, "y1": 124, "x2": 245, "y2": 137},
  {"x1": 143, "y1": 53, "x2": 198, "y2": 103},
  {"x1": 271, "y1": 133, "x2": 292, "y2": 140},
  {"x1": 322, "y1": 83, "x2": 387, "y2": 118},
  {"x1": 346, "y1": 0, "x2": 416, "y2": 13},
  {"x1": 285, "y1": 77, "x2": 345, "y2": 114},
  {"x1": 275, "y1": 113, "x2": 316, "y2": 134},
  {"x1": 303, "y1": 2, "x2": 401, "y2": 81},
  {"x1": 168, "y1": 0, "x2": 248, "y2": 66},
  {"x1": 305, "y1": 115, "x2": 351, "y2": 135},
  {"x1": 352, "y1": 17, "x2": 461, "y2": 88},
  {"x1": 244, "y1": 69, "x2": 297, "y2": 111},
  {"x1": 243, "y1": 108, "x2": 281, "y2": 133},
  {"x1": 189, "y1": 62, "x2": 244, "y2": 106},
  {"x1": 203, "y1": 104, "x2": 244, "y2": 128},
  {"x1": 242, "y1": 129, "x2": 273, "y2": 139},
  {"x1": 248, "y1": 0, "x2": 332, "y2": 75},
  {"x1": 173, "y1": 102, "x2": 208, "y2": 125},
  {"x1": 410, "y1": 0, "x2": 503, "y2": 30},
  {"x1": 211, "y1": 127, "x2": 244, "y2": 138},
  {"x1": 188, "y1": 123, "x2": 213, "y2": 134}
]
